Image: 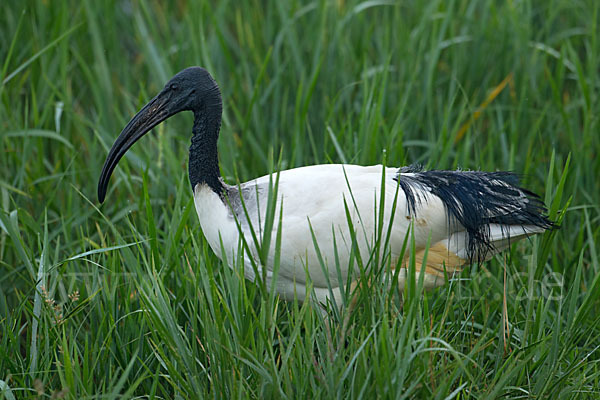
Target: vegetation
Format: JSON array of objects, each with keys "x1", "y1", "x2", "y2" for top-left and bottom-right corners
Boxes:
[{"x1": 1, "y1": 0, "x2": 598, "y2": 398}]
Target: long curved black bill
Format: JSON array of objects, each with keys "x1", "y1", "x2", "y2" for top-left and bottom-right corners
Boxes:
[{"x1": 97, "y1": 91, "x2": 172, "y2": 203}]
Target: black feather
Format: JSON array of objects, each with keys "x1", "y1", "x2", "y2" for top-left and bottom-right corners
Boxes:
[{"x1": 394, "y1": 164, "x2": 555, "y2": 263}]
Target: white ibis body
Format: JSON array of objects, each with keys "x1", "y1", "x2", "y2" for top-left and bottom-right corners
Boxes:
[{"x1": 98, "y1": 67, "x2": 553, "y2": 306}]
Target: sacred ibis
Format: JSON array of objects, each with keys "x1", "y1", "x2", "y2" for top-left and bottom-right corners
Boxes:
[{"x1": 98, "y1": 67, "x2": 554, "y2": 306}]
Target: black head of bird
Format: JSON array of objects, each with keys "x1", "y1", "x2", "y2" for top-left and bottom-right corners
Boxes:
[{"x1": 98, "y1": 67, "x2": 223, "y2": 203}]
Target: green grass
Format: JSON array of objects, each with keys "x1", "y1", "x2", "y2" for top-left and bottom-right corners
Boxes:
[{"x1": 1, "y1": 0, "x2": 599, "y2": 398}]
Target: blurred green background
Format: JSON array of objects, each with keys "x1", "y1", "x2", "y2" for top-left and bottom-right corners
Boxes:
[{"x1": 1, "y1": 0, "x2": 598, "y2": 398}]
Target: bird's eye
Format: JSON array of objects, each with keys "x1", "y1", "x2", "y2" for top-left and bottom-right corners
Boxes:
[{"x1": 170, "y1": 83, "x2": 178, "y2": 91}]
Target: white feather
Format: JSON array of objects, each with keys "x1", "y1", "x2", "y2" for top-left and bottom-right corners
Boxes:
[
  {"x1": 196, "y1": 165, "x2": 451, "y2": 303},
  {"x1": 194, "y1": 164, "x2": 543, "y2": 305}
]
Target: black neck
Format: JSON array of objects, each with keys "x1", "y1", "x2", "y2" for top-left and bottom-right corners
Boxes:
[{"x1": 189, "y1": 101, "x2": 223, "y2": 195}]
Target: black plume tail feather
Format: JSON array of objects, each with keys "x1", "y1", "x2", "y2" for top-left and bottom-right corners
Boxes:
[{"x1": 394, "y1": 165, "x2": 556, "y2": 263}]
